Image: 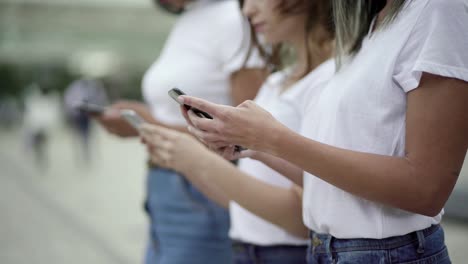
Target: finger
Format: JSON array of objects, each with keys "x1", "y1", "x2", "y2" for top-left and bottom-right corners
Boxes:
[
  {"x1": 139, "y1": 124, "x2": 157, "y2": 136},
  {"x1": 188, "y1": 110, "x2": 217, "y2": 132},
  {"x1": 221, "y1": 146, "x2": 235, "y2": 159},
  {"x1": 221, "y1": 146, "x2": 244, "y2": 161},
  {"x1": 180, "y1": 106, "x2": 194, "y2": 126},
  {"x1": 147, "y1": 133, "x2": 165, "y2": 148},
  {"x1": 188, "y1": 125, "x2": 223, "y2": 143},
  {"x1": 154, "y1": 148, "x2": 172, "y2": 167},
  {"x1": 210, "y1": 141, "x2": 231, "y2": 149},
  {"x1": 151, "y1": 155, "x2": 165, "y2": 167},
  {"x1": 179, "y1": 96, "x2": 223, "y2": 117},
  {"x1": 237, "y1": 149, "x2": 255, "y2": 159},
  {"x1": 140, "y1": 124, "x2": 175, "y2": 141}
]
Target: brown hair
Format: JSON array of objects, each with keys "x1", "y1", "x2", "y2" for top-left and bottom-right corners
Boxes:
[{"x1": 240, "y1": 0, "x2": 334, "y2": 80}]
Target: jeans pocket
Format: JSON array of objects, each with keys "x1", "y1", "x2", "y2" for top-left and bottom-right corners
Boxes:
[{"x1": 397, "y1": 246, "x2": 450, "y2": 264}]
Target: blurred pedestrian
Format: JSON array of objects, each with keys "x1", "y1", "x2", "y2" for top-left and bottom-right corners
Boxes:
[
  {"x1": 22, "y1": 83, "x2": 60, "y2": 171},
  {"x1": 64, "y1": 78, "x2": 108, "y2": 164}
]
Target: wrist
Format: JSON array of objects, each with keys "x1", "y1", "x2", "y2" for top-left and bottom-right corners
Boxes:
[
  {"x1": 183, "y1": 146, "x2": 215, "y2": 177},
  {"x1": 261, "y1": 123, "x2": 289, "y2": 157}
]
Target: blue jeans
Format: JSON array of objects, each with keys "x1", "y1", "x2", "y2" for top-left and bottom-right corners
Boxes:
[
  {"x1": 144, "y1": 167, "x2": 232, "y2": 264},
  {"x1": 232, "y1": 241, "x2": 307, "y2": 264},
  {"x1": 307, "y1": 225, "x2": 450, "y2": 264}
]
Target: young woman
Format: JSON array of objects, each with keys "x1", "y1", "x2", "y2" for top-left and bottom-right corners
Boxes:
[
  {"x1": 169, "y1": 0, "x2": 468, "y2": 263},
  {"x1": 94, "y1": 0, "x2": 266, "y2": 263},
  {"x1": 140, "y1": 0, "x2": 335, "y2": 263}
]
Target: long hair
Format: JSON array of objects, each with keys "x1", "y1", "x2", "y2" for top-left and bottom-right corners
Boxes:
[
  {"x1": 240, "y1": 0, "x2": 334, "y2": 80},
  {"x1": 333, "y1": 0, "x2": 407, "y2": 69}
]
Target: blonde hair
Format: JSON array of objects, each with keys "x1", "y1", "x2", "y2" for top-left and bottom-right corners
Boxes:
[{"x1": 333, "y1": 0, "x2": 407, "y2": 69}]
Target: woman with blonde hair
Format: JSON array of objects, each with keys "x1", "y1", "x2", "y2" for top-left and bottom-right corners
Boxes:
[{"x1": 162, "y1": 0, "x2": 468, "y2": 263}]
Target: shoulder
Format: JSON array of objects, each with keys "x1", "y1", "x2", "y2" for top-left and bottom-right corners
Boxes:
[
  {"x1": 424, "y1": 0, "x2": 466, "y2": 12},
  {"x1": 192, "y1": 1, "x2": 243, "y2": 26},
  {"x1": 414, "y1": 0, "x2": 467, "y2": 24}
]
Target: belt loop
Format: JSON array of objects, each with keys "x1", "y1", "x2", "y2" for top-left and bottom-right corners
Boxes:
[
  {"x1": 416, "y1": 230, "x2": 426, "y2": 254},
  {"x1": 326, "y1": 235, "x2": 333, "y2": 256}
]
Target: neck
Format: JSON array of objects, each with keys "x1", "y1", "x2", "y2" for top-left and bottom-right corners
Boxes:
[
  {"x1": 378, "y1": 0, "x2": 394, "y2": 23},
  {"x1": 289, "y1": 27, "x2": 310, "y2": 78}
]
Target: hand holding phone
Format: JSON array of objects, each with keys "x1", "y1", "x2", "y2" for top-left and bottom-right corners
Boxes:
[
  {"x1": 168, "y1": 88, "x2": 246, "y2": 152},
  {"x1": 120, "y1": 109, "x2": 145, "y2": 130}
]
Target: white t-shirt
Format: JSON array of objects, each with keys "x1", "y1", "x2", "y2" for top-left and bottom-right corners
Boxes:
[
  {"x1": 142, "y1": 0, "x2": 260, "y2": 125},
  {"x1": 229, "y1": 60, "x2": 335, "y2": 246},
  {"x1": 301, "y1": 0, "x2": 468, "y2": 239}
]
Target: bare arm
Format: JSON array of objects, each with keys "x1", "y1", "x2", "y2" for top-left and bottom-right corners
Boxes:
[
  {"x1": 249, "y1": 151, "x2": 304, "y2": 186},
  {"x1": 262, "y1": 74, "x2": 468, "y2": 216},
  {"x1": 187, "y1": 150, "x2": 307, "y2": 238},
  {"x1": 95, "y1": 100, "x2": 188, "y2": 137},
  {"x1": 140, "y1": 125, "x2": 308, "y2": 237},
  {"x1": 230, "y1": 68, "x2": 268, "y2": 105},
  {"x1": 181, "y1": 74, "x2": 468, "y2": 216}
]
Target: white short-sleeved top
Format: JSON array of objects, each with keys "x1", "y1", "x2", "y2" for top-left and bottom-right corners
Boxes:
[
  {"x1": 301, "y1": 0, "x2": 468, "y2": 239},
  {"x1": 229, "y1": 60, "x2": 335, "y2": 246},
  {"x1": 142, "y1": 0, "x2": 260, "y2": 126}
]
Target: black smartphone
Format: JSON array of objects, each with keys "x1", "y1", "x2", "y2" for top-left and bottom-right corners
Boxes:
[
  {"x1": 168, "y1": 88, "x2": 246, "y2": 152},
  {"x1": 77, "y1": 100, "x2": 106, "y2": 115},
  {"x1": 168, "y1": 88, "x2": 213, "y2": 119}
]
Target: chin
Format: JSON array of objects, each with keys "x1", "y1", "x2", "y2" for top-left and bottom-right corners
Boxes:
[{"x1": 264, "y1": 37, "x2": 281, "y2": 45}]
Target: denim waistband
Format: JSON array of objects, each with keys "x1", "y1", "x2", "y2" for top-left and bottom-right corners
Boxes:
[
  {"x1": 232, "y1": 240, "x2": 308, "y2": 252},
  {"x1": 309, "y1": 224, "x2": 440, "y2": 254}
]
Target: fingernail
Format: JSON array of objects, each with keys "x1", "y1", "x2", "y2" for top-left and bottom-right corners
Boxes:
[{"x1": 178, "y1": 96, "x2": 184, "y2": 104}]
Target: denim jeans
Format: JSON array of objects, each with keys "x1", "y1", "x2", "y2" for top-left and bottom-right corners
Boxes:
[
  {"x1": 307, "y1": 225, "x2": 450, "y2": 264},
  {"x1": 232, "y1": 241, "x2": 308, "y2": 264},
  {"x1": 144, "y1": 167, "x2": 232, "y2": 264}
]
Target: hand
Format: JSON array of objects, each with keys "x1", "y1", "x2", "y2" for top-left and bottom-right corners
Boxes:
[
  {"x1": 94, "y1": 100, "x2": 149, "y2": 138},
  {"x1": 180, "y1": 96, "x2": 284, "y2": 152},
  {"x1": 139, "y1": 124, "x2": 209, "y2": 174},
  {"x1": 215, "y1": 145, "x2": 256, "y2": 161}
]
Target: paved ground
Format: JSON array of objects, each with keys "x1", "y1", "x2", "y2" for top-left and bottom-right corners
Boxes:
[
  {"x1": 0, "y1": 124, "x2": 147, "y2": 264},
  {"x1": 0, "y1": 124, "x2": 467, "y2": 263}
]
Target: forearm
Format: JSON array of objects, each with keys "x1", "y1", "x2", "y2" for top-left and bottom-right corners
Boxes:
[
  {"x1": 178, "y1": 166, "x2": 231, "y2": 208},
  {"x1": 187, "y1": 151, "x2": 308, "y2": 237},
  {"x1": 251, "y1": 151, "x2": 303, "y2": 186},
  {"x1": 265, "y1": 127, "x2": 456, "y2": 217}
]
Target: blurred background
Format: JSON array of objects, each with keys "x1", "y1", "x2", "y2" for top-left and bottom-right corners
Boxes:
[{"x1": 0, "y1": 0, "x2": 467, "y2": 263}]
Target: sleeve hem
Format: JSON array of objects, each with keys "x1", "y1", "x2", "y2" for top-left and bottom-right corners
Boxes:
[{"x1": 399, "y1": 61, "x2": 468, "y2": 93}]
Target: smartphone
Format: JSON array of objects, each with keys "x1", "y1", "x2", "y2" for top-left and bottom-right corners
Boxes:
[
  {"x1": 77, "y1": 101, "x2": 106, "y2": 115},
  {"x1": 168, "y1": 88, "x2": 246, "y2": 152},
  {"x1": 120, "y1": 109, "x2": 145, "y2": 129},
  {"x1": 168, "y1": 88, "x2": 213, "y2": 119}
]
